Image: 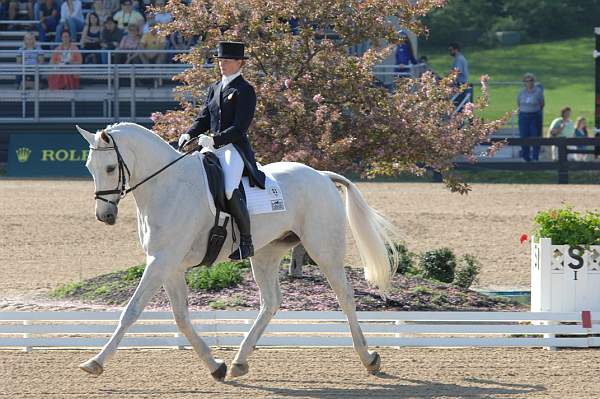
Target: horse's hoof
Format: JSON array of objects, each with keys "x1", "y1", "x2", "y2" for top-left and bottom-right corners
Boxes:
[
  {"x1": 229, "y1": 362, "x2": 249, "y2": 378},
  {"x1": 79, "y1": 359, "x2": 103, "y2": 376},
  {"x1": 365, "y1": 352, "x2": 381, "y2": 374},
  {"x1": 210, "y1": 361, "x2": 227, "y2": 381}
]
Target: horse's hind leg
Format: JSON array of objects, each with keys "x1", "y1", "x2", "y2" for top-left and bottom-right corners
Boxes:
[
  {"x1": 164, "y1": 273, "x2": 227, "y2": 381},
  {"x1": 302, "y1": 237, "x2": 381, "y2": 373},
  {"x1": 229, "y1": 241, "x2": 289, "y2": 378}
]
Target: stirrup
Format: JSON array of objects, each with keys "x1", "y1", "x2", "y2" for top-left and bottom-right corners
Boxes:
[{"x1": 229, "y1": 240, "x2": 254, "y2": 260}]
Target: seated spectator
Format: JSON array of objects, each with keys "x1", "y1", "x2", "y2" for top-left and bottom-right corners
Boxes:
[
  {"x1": 81, "y1": 12, "x2": 102, "y2": 64},
  {"x1": 113, "y1": 0, "x2": 144, "y2": 31},
  {"x1": 548, "y1": 107, "x2": 575, "y2": 160},
  {"x1": 0, "y1": 0, "x2": 8, "y2": 19},
  {"x1": 116, "y1": 24, "x2": 141, "y2": 64},
  {"x1": 573, "y1": 116, "x2": 590, "y2": 161},
  {"x1": 139, "y1": 21, "x2": 165, "y2": 64},
  {"x1": 99, "y1": 16, "x2": 123, "y2": 64},
  {"x1": 166, "y1": 30, "x2": 191, "y2": 63},
  {"x1": 55, "y1": 0, "x2": 84, "y2": 42},
  {"x1": 37, "y1": 0, "x2": 59, "y2": 42},
  {"x1": 16, "y1": 32, "x2": 45, "y2": 89},
  {"x1": 152, "y1": 0, "x2": 171, "y2": 24},
  {"x1": 8, "y1": 0, "x2": 34, "y2": 23},
  {"x1": 103, "y1": 0, "x2": 119, "y2": 14},
  {"x1": 394, "y1": 30, "x2": 417, "y2": 75},
  {"x1": 91, "y1": 0, "x2": 110, "y2": 24},
  {"x1": 48, "y1": 30, "x2": 82, "y2": 90}
]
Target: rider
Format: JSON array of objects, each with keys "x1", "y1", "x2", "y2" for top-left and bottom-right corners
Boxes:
[{"x1": 178, "y1": 41, "x2": 265, "y2": 260}]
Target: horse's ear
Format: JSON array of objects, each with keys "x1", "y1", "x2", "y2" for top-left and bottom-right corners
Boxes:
[
  {"x1": 76, "y1": 125, "x2": 95, "y2": 145},
  {"x1": 100, "y1": 131, "x2": 110, "y2": 144}
]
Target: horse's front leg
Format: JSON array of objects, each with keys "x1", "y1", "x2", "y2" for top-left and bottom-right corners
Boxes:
[{"x1": 79, "y1": 253, "x2": 174, "y2": 375}]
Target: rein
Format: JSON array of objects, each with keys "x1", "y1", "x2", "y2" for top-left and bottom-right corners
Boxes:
[{"x1": 92, "y1": 132, "x2": 198, "y2": 206}]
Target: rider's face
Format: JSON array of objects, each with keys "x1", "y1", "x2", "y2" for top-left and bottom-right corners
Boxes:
[{"x1": 219, "y1": 58, "x2": 243, "y2": 77}]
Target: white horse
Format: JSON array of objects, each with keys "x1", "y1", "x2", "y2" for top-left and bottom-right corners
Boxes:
[{"x1": 76, "y1": 122, "x2": 398, "y2": 380}]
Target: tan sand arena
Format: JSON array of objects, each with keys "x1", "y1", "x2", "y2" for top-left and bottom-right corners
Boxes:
[{"x1": 3, "y1": 180, "x2": 600, "y2": 398}]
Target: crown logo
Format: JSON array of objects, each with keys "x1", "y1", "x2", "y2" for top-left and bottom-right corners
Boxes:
[{"x1": 16, "y1": 147, "x2": 32, "y2": 163}]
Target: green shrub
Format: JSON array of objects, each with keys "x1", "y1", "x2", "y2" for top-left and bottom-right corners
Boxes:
[
  {"x1": 124, "y1": 264, "x2": 146, "y2": 281},
  {"x1": 186, "y1": 261, "x2": 243, "y2": 291},
  {"x1": 50, "y1": 281, "x2": 85, "y2": 298},
  {"x1": 388, "y1": 242, "x2": 414, "y2": 274},
  {"x1": 417, "y1": 248, "x2": 456, "y2": 283},
  {"x1": 533, "y1": 206, "x2": 600, "y2": 246},
  {"x1": 453, "y1": 254, "x2": 481, "y2": 289}
]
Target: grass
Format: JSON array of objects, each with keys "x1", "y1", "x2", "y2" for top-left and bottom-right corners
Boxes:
[{"x1": 420, "y1": 37, "x2": 595, "y2": 127}]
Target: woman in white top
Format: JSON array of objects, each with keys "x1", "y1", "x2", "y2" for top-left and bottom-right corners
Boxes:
[
  {"x1": 54, "y1": 0, "x2": 84, "y2": 42},
  {"x1": 517, "y1": 72, "x2": 545, "y2": 161}
]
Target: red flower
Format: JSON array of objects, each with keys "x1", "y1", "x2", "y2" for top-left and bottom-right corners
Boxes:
[{"x1": 519, "y1": 234, "x2": 529, "y2": 245}]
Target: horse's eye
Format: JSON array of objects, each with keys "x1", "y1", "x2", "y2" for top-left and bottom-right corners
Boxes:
[{"x1": 106, "y1": 165, "x2": 116, "y2": 173}]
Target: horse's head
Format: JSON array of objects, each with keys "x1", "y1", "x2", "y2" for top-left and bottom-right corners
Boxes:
[{"x1": 77, "y1": 125, "x2": 133, "y2": 225}]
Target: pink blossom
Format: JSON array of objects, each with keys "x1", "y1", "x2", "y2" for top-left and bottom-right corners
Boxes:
[
  {"x1": 284, "y1": 79, "x2": 292, "y2": 89},
  {"x1": 313, "y1": 94, "x2": 323, "y2": 103}
]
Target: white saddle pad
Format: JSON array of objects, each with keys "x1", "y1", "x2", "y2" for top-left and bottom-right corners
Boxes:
[{"x1": 200, "y1": 156, "x2": 286, "y2": 217}]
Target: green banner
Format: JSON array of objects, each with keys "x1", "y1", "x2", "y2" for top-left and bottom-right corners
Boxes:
[{"x1": 7, "y1": 133, "x2": 90, "y2": 177}]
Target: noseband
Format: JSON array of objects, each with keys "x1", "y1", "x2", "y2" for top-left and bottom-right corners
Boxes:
[{"x1": 91, "y1": 132, "x2": 198, "y2": 207}]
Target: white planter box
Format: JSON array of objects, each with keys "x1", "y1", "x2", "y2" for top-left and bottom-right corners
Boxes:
[{"x1": 531, "y1": 238, "x2": 600, "y2": 312}]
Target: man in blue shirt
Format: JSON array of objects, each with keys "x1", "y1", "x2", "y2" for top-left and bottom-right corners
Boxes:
[{"x1": 449, "y1": 42, "x2": 469, "y2": 85}]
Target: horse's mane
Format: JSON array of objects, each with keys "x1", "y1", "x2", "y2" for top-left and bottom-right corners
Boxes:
[{"x1": 104, "y1": 122, "x2": 170, "y2": 148}]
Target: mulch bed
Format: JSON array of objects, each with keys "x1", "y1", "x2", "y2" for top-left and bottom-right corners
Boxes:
[{"x1": 58, "y1": 264, "x2": 525, "y2": 311}]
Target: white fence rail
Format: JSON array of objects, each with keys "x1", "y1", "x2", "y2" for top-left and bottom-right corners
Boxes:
[{"x1": 0, "y1": 311, "x2": 597, "y2": 351}]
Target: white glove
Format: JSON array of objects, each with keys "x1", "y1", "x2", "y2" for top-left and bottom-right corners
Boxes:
[
  {"x1": 178, "y1": 133, "x2": 190, "y2": 149},
  {"x1": 198, "y1": 134, "x2": 214, "y2": 149}
]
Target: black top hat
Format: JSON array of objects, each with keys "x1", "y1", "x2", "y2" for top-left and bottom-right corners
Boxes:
[{"x1": 215, "y1": 41, "x2": 248, "y2": 60}]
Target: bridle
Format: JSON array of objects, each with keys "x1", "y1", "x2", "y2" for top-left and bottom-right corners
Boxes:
[{"x1": 91, "y1": 131, "x2": 197, "y2": 207}]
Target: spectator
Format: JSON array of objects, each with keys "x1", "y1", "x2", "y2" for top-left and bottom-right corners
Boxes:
[
  {"x1": 152, "y1": 0, "x2": 171, "y2": 24},
  {"x1": 113, "y1": 0, "x2": 144, "y2": 31},
  {"x1": 548, "y1": 107, "x2": 575, "y2": 160},
  {"x1": 448, "y1": 42, "x2": 471, "y2": 110},
  {"x1": 91, "y1": 0, "x2": 110, "y2": 24},
  {"x1": 0, "y1": 0, "x2": 8, "y2": 19},
  {"x1": 8, "y1": 0, "x2": 34, "y2": 23},
  {"x1": 116, "y1": 24, "x2": 141, "y2": 63},
  {"x1": 55, "y1": 0, "x2": 84, "y2": 42},
  {"x1": 448, "y1": 42, "x2": 469, "y2": 85},
  {"x1": 517, "y1": 72, "x2": 545, "y2": 162},
  {"x1": 166, "y1": 30, "x2": 191, "y2": 63},
  {"x1": 16, "y1": 32, "x2": 45, "y2": 89},
  {"x1": 102, "y1": 0, "x2": 119, "y2": 14},
  {"x1": 394, "y1": 30, "x2": 417, "y2": 76},
  {"x1": 48, "y1": 30, "x2": 82, "y2": 90},
  {"x1": 139, "y1": 21, "x2": 165, "y2": 64},
  {"x1": 99, "y1": 16, "x2": 123, "y2": 63},
  {"x1": 37, "y1": 0, "x2": 59, "y2": 42},
  {"x1": 81, "y1": 12, "x2": 102, "y2": 64},
  {"x1": 573, "y1": 116, "x2": 590, "y2": 161}
]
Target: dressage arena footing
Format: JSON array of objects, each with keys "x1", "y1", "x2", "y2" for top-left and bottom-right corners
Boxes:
[{"x1": 2, "y1": 347, "x2": 600, "y2": 398}]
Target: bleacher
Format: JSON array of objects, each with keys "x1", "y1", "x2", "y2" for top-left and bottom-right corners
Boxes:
[{"x1": 0, "y1": 0, "x2": 186, "y2": 123}]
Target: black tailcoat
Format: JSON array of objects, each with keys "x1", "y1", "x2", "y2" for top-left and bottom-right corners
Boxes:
[{"x1": 185, "y1": 75, "x2": 266, "y2": 189}]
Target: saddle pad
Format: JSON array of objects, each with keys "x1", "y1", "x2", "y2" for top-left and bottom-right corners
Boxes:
[{"x1": 201, "y1": 157, "x2": 286, "y2": 217}]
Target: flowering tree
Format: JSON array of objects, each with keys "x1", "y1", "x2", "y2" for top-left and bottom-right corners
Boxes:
[{"x1": 152, "y1": 0, "x2": 506, "y2": 193}]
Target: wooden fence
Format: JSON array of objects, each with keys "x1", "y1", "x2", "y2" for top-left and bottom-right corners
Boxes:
[
  {"x1": 450, "y1": 137, "x2": 600, "y2": 184},
  {"x1": 1, "y1": 311, "x2": 598, "y2": 351}
]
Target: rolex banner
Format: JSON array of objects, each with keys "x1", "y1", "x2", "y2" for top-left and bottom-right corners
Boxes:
[{"x1": 7, "y1": 133, "x2": 89, "y2": 177}]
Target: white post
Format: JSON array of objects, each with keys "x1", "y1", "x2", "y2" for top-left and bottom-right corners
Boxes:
[{"x1": 22, "y1": 320, "x2": 31, "y2": 353}]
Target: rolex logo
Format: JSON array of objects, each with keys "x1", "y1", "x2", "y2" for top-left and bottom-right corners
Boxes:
[{"x1": 16, "y1": 147, "x2": 32, "y2": 163}]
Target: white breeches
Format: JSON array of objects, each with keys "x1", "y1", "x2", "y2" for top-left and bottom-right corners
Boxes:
[{"x1": 203, "y1": 143, "x2": 244, "y2": 200}]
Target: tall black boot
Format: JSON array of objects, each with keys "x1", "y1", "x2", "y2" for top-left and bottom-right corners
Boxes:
[{"x1": 227, "y1": 189, "x2": 254, "y2": 260}]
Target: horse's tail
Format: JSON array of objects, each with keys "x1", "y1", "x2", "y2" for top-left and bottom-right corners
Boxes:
[{"x1": 321, "y1": 171, "x2": 399, "y2": 292}]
